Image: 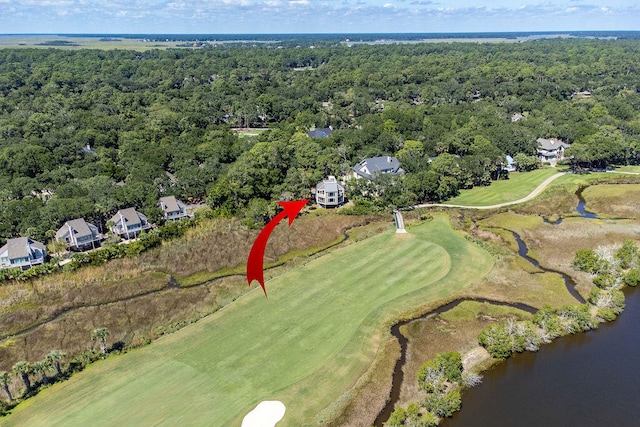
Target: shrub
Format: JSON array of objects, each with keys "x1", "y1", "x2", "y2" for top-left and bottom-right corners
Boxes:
[
  {"x1": 532, "y1": 305, "x2": 562, "y2": 339},
  {"x1": 573, "y1": 249, "x2": 603, "y2": 274},
  {"x1": 624, "y1": 269, "x2": 640, "y2": 287},
  {"x1": 424, "y1": 390, "x2": 461, "y2": 418},
  {"x1": 615, "y1": 240, "x2": 639, "y2": 270},
  {"x1": 416, "y1": 352, "x2": 463, "y2": 391},
  {"x1": 478, "y1": 324, "x2": 512, "y2": 359},
  {"x1": 386, "y1": 407, "x2": 406, "y2": 427}
]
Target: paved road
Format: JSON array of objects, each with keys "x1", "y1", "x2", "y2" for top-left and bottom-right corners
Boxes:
[{"x1": 414, "y1": 172, "x2": 567, "y2": 210}]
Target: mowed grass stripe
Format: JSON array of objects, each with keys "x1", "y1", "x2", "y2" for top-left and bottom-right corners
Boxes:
[
  {"x1": 447, "y1": 168, "x2": 559, "y2": 206},
  {"x1": 5, "y1": 216, "x2": 492, "y2": 427}
]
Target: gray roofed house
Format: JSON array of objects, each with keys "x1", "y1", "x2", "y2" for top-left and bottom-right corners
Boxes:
[
  {"x1": 351, "y1": 156, "x2": 404, "y2": 180},
  {"x1": 109, "y1": 208, "x2": 151, "y2": 239},
  {"x1": 0, "y1": 237, "x2": 47, "y2": 270},
  {"x1": 159, "y1": 196, "x2": 192, "y2": 221},
  {"x1": 537, "y1": 138, "x2": 571, "y2": 164},
  {"x1": 315, "y1": 176, "x2": 345, "y2": 208},
  {"x1": 55, "y1": 218, "x2": 103, "y2": 251},
  {"x1": 307, "y1": 127, "x2": 333, "y2": 139}
]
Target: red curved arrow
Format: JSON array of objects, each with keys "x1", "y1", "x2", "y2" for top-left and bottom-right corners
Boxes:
[{"x1": 247, "y1": 199, "x2": 309, "y2": 297}]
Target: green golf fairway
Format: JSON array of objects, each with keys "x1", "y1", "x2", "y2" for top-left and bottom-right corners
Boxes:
[{"x1": 4, "y1": 216, "x2": 492, "y2": 426}]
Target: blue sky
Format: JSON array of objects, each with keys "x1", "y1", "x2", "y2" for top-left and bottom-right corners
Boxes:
[{"x1": 0, "y1": 0, "x2": 638, "y2": 34}]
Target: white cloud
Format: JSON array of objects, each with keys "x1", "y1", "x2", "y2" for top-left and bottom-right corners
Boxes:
[{"x1": 0, "y1": 0, "x2": 638, "y2": 33}]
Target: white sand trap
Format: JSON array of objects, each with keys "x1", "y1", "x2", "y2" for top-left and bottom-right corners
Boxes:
[{"x1": 241, "y1": 401, "x2": 286, "y2": 427}]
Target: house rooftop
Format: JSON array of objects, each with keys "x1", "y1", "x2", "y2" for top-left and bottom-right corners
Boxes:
[
  {"x1": 159, "y1": 196, "x2": 181, "y2": 212},
  {"x1": 110, "y1": 207, "x2": 144, "y2": 225},
  {"x1": 55, "y1": 218, "x2": 95, "y2": 240},
  {"x1": 537, "y1": 138, "x2": 570, "y2": 151},
  {"x1": 0, "y1": 237, "x2": 45, "y2": 260},
  {"x1": 307, "y1": 127, "x2": 333, "y2": 138},
  {"x1": 352, "y1": 156, "x2": 404, "y2": 179}
]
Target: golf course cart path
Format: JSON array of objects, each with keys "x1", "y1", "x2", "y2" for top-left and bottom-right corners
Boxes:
[{"x1": 415, "y1": 172, "x2": 566, "y2": 210}]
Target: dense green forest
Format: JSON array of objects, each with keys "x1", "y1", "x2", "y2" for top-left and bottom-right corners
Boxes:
[{"x1": 1, "y1": 39, "x2": 640, "y2": 244}]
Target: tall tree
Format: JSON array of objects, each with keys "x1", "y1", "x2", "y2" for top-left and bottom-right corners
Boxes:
[
  {"x1": 91, "y1": 327, "x2": 110, "y2": 356},
  {"x1": 0, "y1": 371, "x2": 12, "y2": 402},
  {"x1": 12, "y1": 361, "x2": 31, "y2": 392},
  {"x1": 46, "y1": 350, "x2": 66, "y2": 377},
  {"x1": 32, "y1": 360, "x2": 50, "y2": 386}
]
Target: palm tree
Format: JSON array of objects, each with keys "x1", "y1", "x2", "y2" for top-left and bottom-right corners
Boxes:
[
  {"x1": 91, "y1": 327, "x2": 110, "y2": 356},
  {"x1": 0, "y1": 371, "x2": 12, "y2": 401},
  {"x1": 12, "y1": 361, "x2": 31, "y2": 392},
  {"x1": 47, "y1": 350, "x2": 66, "y2": 377},
  {"x1": 32, "y1": 360, "x2": 50, "y2": 386}
]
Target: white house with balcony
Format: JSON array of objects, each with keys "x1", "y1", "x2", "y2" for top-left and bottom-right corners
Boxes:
[
  {"x1": 55, "y1": 218, "x2": 103, "y2": 251},
  {"x1": 109, "y1": 208, "x2": 151, "y2": 239},
  {"x1": 537, "y1": 138, "x2": 571, "y2": 164},
  {"x1": 315, "y1": 176, "x2": 345, "y2": 208},
  {"x1": 159, "y1": 196, "x2": 192, "y2": 221},
  {"x1": 0, "y1": 237, "x2": 47, "y2": 270}
]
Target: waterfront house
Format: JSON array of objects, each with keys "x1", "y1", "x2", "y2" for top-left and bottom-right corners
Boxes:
[
  {"x1": 159, "y1": 196, "x2": 191, "y2": 221},
  {"x1": 55, "y1": 218, "x2": 103, "y2": 251},
  {"x1": 109, "y1": 208, "x2": 151, "y2": 239},
  {"x1": 0, "y1": 237, "x2": 47, "y2": 270},
  {"x1": 315, "y1": 176, "x2": 345, "y2": 208}
]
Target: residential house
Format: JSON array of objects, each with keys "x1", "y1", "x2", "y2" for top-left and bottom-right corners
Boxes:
[
  {"x1": 511, "y1": 113, "x2": 525, "y2": 122},
  {"x1": 351, "y1": 156, "x2": 404, "y2": 180},
  {"x1": 315, "y1": 176, "x2": 345, "y2": 208},
  {"x1": 0, "y1": 237, "x2": 47, "y2": 270},
  {"x1": 307, "y1": 127, "x2": 333, "y2": 139},
  {"x1": 504, "y1": 155, "x2": 517, "y2": 172},
  {"x1": 55, "y1": 218, "x2": 103, "y2": 251},
  {"x1": 537, "y1": 138, "x2": 571, "y2": 164},
  {"x1": 109, "y1": 208, "x2": 151, "y2": 239},
  {"x1": 159, "y1": 196, "x2": 192, "y2": 221}
]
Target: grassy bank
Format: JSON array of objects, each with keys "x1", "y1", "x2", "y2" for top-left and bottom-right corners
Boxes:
[
  {"x1": 446, "y1": 168, "x2": 559, "y2": 206},
  {"x1": 3, "y1": 215, "x2": 493, "y2": 426}
]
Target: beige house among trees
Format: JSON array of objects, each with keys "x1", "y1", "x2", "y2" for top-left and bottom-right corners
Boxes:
[
  {"x1": 315, "y1": 176, "x2": 345, "y2": 208},
  {"x1": 537, "y1": 138, "x2": 571, "y2": 164},
  {"x1": 159, "y1": 196, "x2": 191, "y2": 221},
  {"x1": 109, "y1": 208, "x2": 151, "y2": 239},
  {"x1": 0, "y1": 237, "x2": 47, "y2": 270},
  {"x1": 55, "y1": 218, "x2": 103, "y2": 251}
]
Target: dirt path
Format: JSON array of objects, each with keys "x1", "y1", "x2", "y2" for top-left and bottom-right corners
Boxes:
[{"x1": 414, "y1": 172, "x2": 566, "y2": 210}]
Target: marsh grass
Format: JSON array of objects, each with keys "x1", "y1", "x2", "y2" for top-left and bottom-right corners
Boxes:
[
  {"x1": 398, "y1": 301, "x2": 531, "y2": 407},
  {"x1": 582, "y1": 184, "x2": 640, "y2": 219}
]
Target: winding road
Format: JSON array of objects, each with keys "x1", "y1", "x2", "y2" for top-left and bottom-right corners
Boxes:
[{"x1": 414, "y1": 172, "x2": 567, "y2": 210}]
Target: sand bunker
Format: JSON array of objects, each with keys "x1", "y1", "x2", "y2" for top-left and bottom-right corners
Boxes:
[{"x1": 241, "y1": 401, "x2": 286, "y2": 427}]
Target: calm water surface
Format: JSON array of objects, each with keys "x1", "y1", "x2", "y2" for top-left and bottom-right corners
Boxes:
[{"x1": 443, "y1": 288, "x2": 640, "y2": 427}]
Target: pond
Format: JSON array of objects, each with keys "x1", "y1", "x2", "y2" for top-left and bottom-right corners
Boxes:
[{"x1": 442, "y1": 287, "x2": 640, "y2": 427}]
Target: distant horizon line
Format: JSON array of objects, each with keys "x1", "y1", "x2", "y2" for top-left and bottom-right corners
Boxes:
[{"x1": 2, "y1": 30, "x2": 639, "y2": 36}]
